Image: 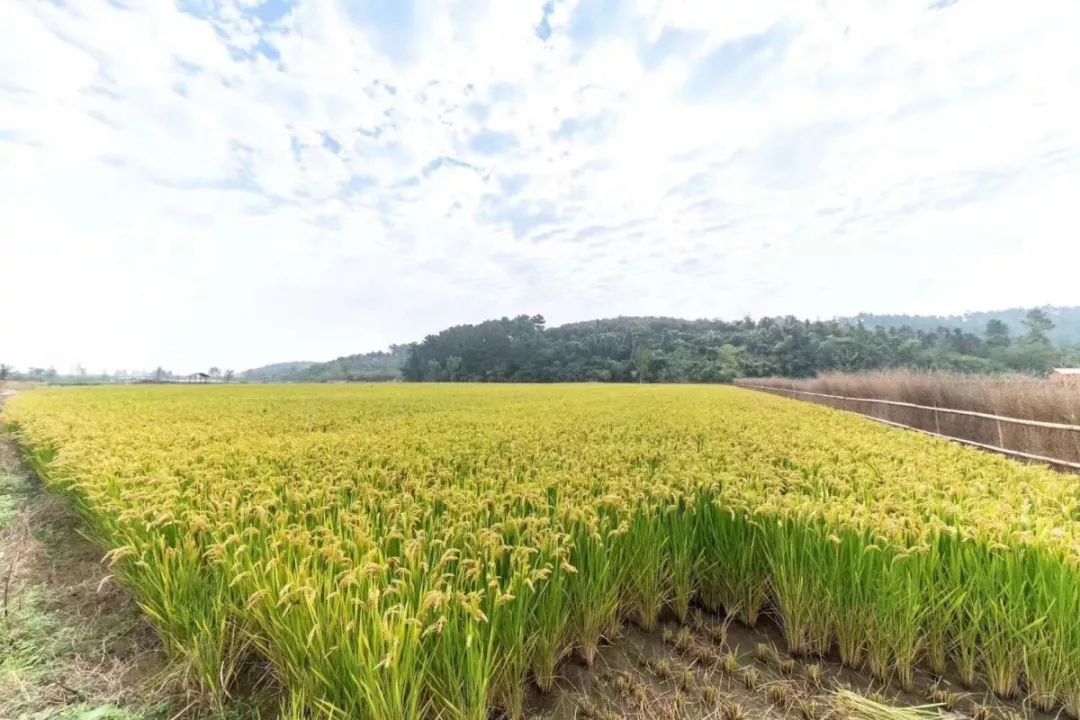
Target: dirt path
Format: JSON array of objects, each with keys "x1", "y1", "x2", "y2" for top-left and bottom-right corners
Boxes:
[{"x1": 0, "y1": 396, "x2": 168, "y2": 720}]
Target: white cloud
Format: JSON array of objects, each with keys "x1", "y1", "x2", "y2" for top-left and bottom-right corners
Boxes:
[{"x1": 1, "y1": 0, "x2": 1079, "y2": 373}]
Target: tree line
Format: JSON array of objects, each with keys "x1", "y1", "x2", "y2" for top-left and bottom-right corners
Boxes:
[
  {"x1": 851, "y1": 306, "x2": 1080, "y2": 346},
  {"x1": 402, "y1": 309, "x2": 1078, "y2": 383},
  {"x1": 0, "y1": 365, "x2": 237, "y2": 385},
  {"x1": 6, "y1": 309, "x2": 1076, "y2": 387}
]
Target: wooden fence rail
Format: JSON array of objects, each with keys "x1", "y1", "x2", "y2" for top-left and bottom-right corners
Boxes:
[{"x1": 737, "y1": 383, "x2": 1080, "y2": 472}]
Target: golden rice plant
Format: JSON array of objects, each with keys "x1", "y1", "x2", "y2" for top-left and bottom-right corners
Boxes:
[{"x1": 5, "y1": 383, "x2": 1080, "y2": 718}]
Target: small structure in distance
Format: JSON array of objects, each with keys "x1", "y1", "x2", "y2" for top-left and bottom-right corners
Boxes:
[{"x1": 1050, "y1": 368, "x2": 1080, "y2": 383}]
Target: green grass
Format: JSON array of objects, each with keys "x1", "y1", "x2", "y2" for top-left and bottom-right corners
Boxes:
[{"x1": 0, "y1": 469, "x2": 32, "y2": 528}]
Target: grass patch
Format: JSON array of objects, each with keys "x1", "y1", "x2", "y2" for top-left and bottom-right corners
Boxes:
[{"x1": 1, "y1": 433, "x2": 171, "y2": 720}]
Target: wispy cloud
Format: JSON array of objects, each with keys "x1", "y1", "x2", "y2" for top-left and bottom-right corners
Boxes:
[
  {"x1": 683, "y1": 24, "x2": 793, "y2": 102},
  {"x1": 1, "y1": 0, "x2": 1079, "y2": 372}
]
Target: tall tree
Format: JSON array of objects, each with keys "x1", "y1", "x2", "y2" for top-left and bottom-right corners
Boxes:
[
  {"x1": 446, "y1": 356, "x2": 462, "y2": 382},
  {"x1": 985, "y1": 319, "x2": 1011, "y2": 348},
  {"x1": 1023, "y1": 308, "x2": 1054, "y2": 345}
]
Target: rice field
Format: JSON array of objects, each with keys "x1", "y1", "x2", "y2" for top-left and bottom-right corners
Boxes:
[{"x1": 4, "y1": 384, "x2": 1080, "y2": 719}]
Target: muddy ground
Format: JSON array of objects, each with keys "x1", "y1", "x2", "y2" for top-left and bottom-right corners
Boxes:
[{"x1": 525, "y1": 609, "x2": 1048, "y2": 720}]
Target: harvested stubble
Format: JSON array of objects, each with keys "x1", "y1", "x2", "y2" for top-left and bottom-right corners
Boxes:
[{"x1": 4, "y1": 384, "x2": 1080, "y2": 719}]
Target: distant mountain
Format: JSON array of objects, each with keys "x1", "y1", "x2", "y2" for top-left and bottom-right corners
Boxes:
[
  {"x1": 241, "y1": 361, "x2": 316, "y2": 381},
  {"x1": 846, "y1": 306, "x2": 1080, "y2": 346},
  {"x1": 242, "y1": 347, "x2": 408, "y2": 383}
]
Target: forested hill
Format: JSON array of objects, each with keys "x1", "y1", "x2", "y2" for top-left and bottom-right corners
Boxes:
[
  {"x1": 240, "y1": 361, "x2": 315, "y2": 381},
  {"x1": 243, "y1": 347, "x2": 408, "y2": 382},
  {"x1": 242, "y1": 308, "x2": 1079, "y2": 383},
  {"x1": 848, "y1": 306, "x2": 1080, "y2": 346},
  {"x1": 401, "y1": 311, "x2": 1079, "y2": 383}
]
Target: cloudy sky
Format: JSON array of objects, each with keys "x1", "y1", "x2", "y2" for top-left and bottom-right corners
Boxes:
[{"x1": 2, "y1": 0, "x2": 1079, "y2": 373}]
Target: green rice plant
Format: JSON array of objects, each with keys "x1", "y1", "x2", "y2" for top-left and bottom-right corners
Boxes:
[
  {"x1": 858, "y1": 543, "x2": 929, "y2": 690},
  {"x1": 922, "y1": 534, "x2": 962, "y2": 677},
  {"x1": 527, "y1": 558, "x2": 573, "y2": 694},
  {"x1": 663, "y1": 500, "x2": 699, "y2": 623},
  {"x1": 764, "y1": 518, "x2": 833, "y2": 656},
  {"x1": 824, "y1": 529, "x2": 876, "y2": 668},
  {"x1": 694, "y1": 500, "x2": 767, "y2": 626},
  {"x1": 568, "y1": 525, "x2": 622, "y2": 668},
  {"x1": 619, "y1": 511, "x2": 669, "y2": 632},
  {"x1": 240, "y1": 546, "x2": 428, "y2": 720},
  {"x1": 122, "y1": 538, "x2": 242, "y2": 708},
  {"x1": 939, "y1": 536, "x2": 987, "y2": 689},
  {"x1": 1024, "y1": 552, "x2": 1080, "y2": 714},
  {"x1": 978, "y1": 545, "x2": 1039, "y2": 699}
]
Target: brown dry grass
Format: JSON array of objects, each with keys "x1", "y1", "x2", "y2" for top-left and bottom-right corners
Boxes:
[
  {"x1": 0, "y1": 380, "x2": 42, "y2": 392},
  {"x1": 737, "y1": 371, "x2": 1080, "y2": 465}
]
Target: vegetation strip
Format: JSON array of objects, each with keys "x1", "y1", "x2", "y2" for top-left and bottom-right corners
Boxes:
[
  {"x1": 739, "y1": 384, "x2": 1080, "y2": 471},
  {"x1": 737, "y1": 384, "x2": 1080, "y2": 431},
  {"x1": 856, "y1": 413, "x2": 1080, "y2": 470},
  {"x1": 4, "y1": 384, "x2": 1080, "y2": 719}
]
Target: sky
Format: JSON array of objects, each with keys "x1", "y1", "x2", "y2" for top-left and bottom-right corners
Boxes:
[{"x1": 2, "y1": 0, "x2": 1079, "y2": 374}]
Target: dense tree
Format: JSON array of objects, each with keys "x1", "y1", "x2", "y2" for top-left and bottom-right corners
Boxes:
[
  {"x1": 985, "y1": 319, "x2": 1011, "y2": 348},
  {"x1": 402, "y1": 314, "x2": 1074, "y2": 383},
  {"x1": 243, "y1": 347, "x2": 409, "y2": 383},
  {"x1": 853, "y1": 306, "x2": 1080, "y2": 346},
  {"x1": 1023, "y1": 308, "x2": 1054, "y2": 345}
]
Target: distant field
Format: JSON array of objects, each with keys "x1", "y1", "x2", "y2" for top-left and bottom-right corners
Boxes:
[
  {"x1": 4, "y1": 384, "x2": 1080, "y2": 719},
  {"x1": 0, "y1": 379, "x2": 42, "y2": 392}
]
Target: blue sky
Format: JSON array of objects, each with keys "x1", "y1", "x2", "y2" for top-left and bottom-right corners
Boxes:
[{"x1": 2, "y1": 0, "x2": 1079, "y2": 372}]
